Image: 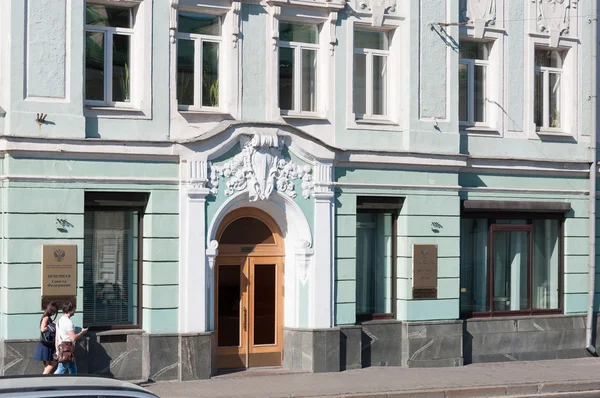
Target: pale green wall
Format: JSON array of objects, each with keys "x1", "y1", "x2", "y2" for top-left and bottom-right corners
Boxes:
[
  {"x1": 0, "y1": 156, "x2": 179, "y2": 339},
  {"x1": 334, "y1": 166, "x2": 591, "y2": 326},
  {"x1": 335, "y1": 189, "x2": 461, "y2": 325}
]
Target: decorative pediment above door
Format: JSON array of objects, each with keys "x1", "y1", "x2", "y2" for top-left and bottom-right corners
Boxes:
[{"x1": 207, "y1": 132, "x2": 314, "y2": 201}]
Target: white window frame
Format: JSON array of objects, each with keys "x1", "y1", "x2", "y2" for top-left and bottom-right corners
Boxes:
[
  {"x1": 265, "y1": 1, "x2": 342, "y2": 122},
  {"x1": 176, "y1": 15, "x2": 223, "y2": 112},
  {"x1": 459, "y1": 42, "x2": 489, "y2": 127},
  {"x1": 345, "y1": 17, "x2": 402, "y2": 130},
  {"x1": 84, "y1": 0, "x2": 151, "y2": 119},
  {"x1": 85, "y1": 3, "x2": 136, "y2": 108},
  {"x1": 278, "y1": 24, "x2": 320, "y2": 117},
  {"x1": 533, "y1": 49, "x2": 564, "y2": 131},
  {"x1": 170, "y1": 1, "x2": 241, "y2": 123},
  {"x1": 458, "y1": 24, "x2": 503, "y2": 135},
  {"x1": 524, "y1": 38, "x2": 577, "y2": 139},
  {"x1": 353, "y1": 29, "x2": 390, "y2": 120}
]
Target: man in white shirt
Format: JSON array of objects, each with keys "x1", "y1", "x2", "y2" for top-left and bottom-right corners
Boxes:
[{"x1": 54, "y1": 301, "x2": 88, "y2": 374}]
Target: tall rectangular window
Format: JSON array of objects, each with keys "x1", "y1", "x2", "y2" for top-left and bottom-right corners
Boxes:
[
  {"x1": 353, "y1": 30, "x2": 389, "y2": 118},
  {"x1": 534, "y1": 49, "x2": 564, "y2": 129},
  {"x1": 177, "y1": 13, "x2": 222, "y2": 109},
  {"x1": 85, "y1": 4, "x2": 136, "y2": 106},
  {"x1": 83, "y1": 193, "x2": 147, "y2": 329},
  {"x1": 459, "y1": 41, "x2": 489, "y2": 125},
  {"x1": 278, "y1": 22, "x2": 318, "y2": 113},
  {"x1": 460, "y1": 212, "x2": 562, "y2": 317},
  {"x1": 355, "y1": 197, "x2": 400, "y2": 321}
]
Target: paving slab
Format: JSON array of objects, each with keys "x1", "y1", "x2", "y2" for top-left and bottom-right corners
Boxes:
[{"x1": 143, "y1": 357, "x2": 600, "y2": 398}]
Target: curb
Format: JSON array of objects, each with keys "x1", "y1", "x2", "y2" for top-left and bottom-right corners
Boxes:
[{"x1": 303, "y1": 381, "x2": 600, "y2": 398}]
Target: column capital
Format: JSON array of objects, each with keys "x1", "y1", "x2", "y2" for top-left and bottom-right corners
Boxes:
[
  {"x1": 313, "y1": 191, "x2": 335, "y2": 201},
  {"x1": 185, "y1": 184, "x2": 211, "y2": 200}
]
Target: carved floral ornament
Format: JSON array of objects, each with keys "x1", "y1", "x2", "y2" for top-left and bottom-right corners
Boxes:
[
  {"x1": 357, "y1": 0, "x2": 396, "y2": 27},
  {"x1": 207, "y1": 134, "x2": 315, "y2": 201},
  {"x1": 533, "y1": 0, "x2": 574, "y2": 47}
]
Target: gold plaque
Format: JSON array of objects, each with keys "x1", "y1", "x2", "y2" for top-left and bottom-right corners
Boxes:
[
  {"x1": 413, "y1": 244, "x2": 438, "y2": 299},
  {"x1": 41, "y1": 244, "x2": 77, "y2": 309},
  {"x1": 413, "y1": 288, "x2": 437, "y2": 299}
]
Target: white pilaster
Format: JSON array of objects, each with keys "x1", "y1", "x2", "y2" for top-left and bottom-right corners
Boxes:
[
  {"x1": 310, "y1": 163, "x2": 335, "y2": 328},
  {"x1": 178, "y1": 159, "x2": 211, "y2": 333}
]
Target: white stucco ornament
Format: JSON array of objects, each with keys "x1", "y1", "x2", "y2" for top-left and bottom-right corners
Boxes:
[
  {"x1": 208, "y1": 134, "x2": 314, "y2": 201},
  {"x1": 534, "y1": 0, "x2": 573, "y2": 47},
  {"x1": 358, "y1": 0, "x2": 396, "y2": 27},
  {"x1": 461, "y1": 0, "x2": 496, "y2": 38}
]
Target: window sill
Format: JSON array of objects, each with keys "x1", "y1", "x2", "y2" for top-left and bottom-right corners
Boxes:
[
  {"x1": 92, "y1": 328, "x2": 145, "y2": 336},
  {"x1": 536, "y1": 128, "x2": 570, "y2": 138},
  {"x1": 178, "y1": 109, "x2": 232, "y2": 117},
  {"x1": 354, "y1": 118, "x2": 398, "y2": 126},
  {"x1": 460, "y1": 125, "x2": 500, "y2": 135},
  {"x1": 281, "y1": 112, "x2": 327, "y2": 121},
  {"x1": 466, "y1": 309, "x2": 563, "y2": 319},
  {"x1": 85, "y1": 106, "x2": 149, "y2": 120}
]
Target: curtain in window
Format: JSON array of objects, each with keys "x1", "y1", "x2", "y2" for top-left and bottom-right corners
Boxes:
[
  {"x1": 533, "y1": 220, "x2": 559, "y2": 309},
  {"x1": 356, "y1": 213, "x2": 393, "y2": 315},
  {"x1": 460, "y1": 218, "x2": 488, "y2": 313},
  {"x1": 84, "y1": 210, "x2": 138, "y2": 327}
]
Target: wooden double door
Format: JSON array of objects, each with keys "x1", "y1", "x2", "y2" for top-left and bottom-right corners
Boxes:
[{"x1": 215, "y1": 255, "x2": 284, "y2": 369}]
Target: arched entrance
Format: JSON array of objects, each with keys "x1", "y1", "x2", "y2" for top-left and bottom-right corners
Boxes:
[{"x1": 214, "y1": 207, "x2": 285, "y2": 369}]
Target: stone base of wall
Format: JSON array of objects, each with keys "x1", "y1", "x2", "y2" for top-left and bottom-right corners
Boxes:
[
  {"x1": 2, "y1": 316, "x2": 596, "y2": 379},
  {"x1": 464, "y1": 315, "x2": 591, "y2": 364},
  {"x1": 402, "y1": 320, "x2": 463, "y2": 367},
  {"x1": 0, "y1": 331, "x2": 217, "y2": 382},
  {"x1": 283, "y1": 328, "x2": 340, "y2": 373}
]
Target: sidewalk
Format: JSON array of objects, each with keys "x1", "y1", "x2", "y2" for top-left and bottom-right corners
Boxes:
[{"x1": 143, "y1": 357, "x2": 600, "y2": 398}]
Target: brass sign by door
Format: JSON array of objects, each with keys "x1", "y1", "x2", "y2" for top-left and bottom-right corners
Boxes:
[
  {"x1": 413, "y1": 244, "x2": 438, "y2": 299},
  {"x1": 41, "y1": 244, "x2": 77, "y2": 309}
]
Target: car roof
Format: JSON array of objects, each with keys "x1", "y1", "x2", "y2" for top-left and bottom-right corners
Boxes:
[{"x1": 0, "y1": 375, "x2": 157, "y2": 396}]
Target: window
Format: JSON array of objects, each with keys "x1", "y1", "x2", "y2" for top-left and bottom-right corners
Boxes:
[
  {"x1": 459, "y1": 41, "x2": 489, "y2": 125},
  {"x1": 353, "y1": 29, "x2": 389, "y2": 119},
  {"x1": 534, "y1": 49, "x2": 565, "y2": 129},
  {"x1": 278, "y1": 22, "x2": 318, "y2": 114},
  {"x1": 85, "y1": 4, "x2": 136, "y2": 106},
  {"x1": 460, "y1": 210, "x2": 563, "y2": 317},
  {"x1": 177, "y1": 13, "x2": 222, "y2": 109},
  {"x1": 355, "y1": 197, "x2": 399, "y2": 321},
  {"x1": 83, "y1": 193, "x2": 147, "y2": 329}
]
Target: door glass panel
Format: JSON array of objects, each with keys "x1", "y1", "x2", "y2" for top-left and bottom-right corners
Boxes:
[
  {"x1": 492, "y1": 231, "x2": 530, "y2": 311},
  {"x1": 253, "y1": 264, "x2": 276, "y2": 345},
  {"x1": 218, "y1": 265, "x2": 241, "y2": 347}
]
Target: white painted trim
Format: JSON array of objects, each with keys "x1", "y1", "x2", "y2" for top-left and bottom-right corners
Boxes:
[
  {"x1": 0, "y1": 174, "x2": 179, "y2": 185},
  {"x1": 205, "y1": 189, "x2": 313, "y2": 328},
  {"x1": 0, "y1": 132, "x2": 590, "y2": 177},
  {"x1": 333, "y1": 181, "x2": 589, "y2": 195}
]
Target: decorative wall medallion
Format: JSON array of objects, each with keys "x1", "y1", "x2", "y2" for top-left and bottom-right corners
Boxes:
[
  {"x1": 461, "y1": 0, "x2": 496, "y2": 38},
  {"x1": 208, "y1": 134, "x2": 314, "y2": 201},
  {"x1": 535, "y1": 0, "x2": 573, "y2": 47}
]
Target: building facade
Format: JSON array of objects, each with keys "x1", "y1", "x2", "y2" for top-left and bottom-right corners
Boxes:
[{"x1": 0, "y1": 0, "x2": 598, "y2": 381}]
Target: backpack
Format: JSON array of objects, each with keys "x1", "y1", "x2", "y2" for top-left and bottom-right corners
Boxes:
[{"x1": 40, "y1": 317, "x2": 56, "y2": 348}]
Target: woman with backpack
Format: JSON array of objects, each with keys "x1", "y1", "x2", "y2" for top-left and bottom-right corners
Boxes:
[{"x1": 33, "y1": 301, "x2": 58, "y2": 374}]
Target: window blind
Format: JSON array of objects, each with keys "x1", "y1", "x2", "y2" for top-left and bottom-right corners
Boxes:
[{"x1": 83, "y1": 210, "x2": 138, "y2": 328}]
